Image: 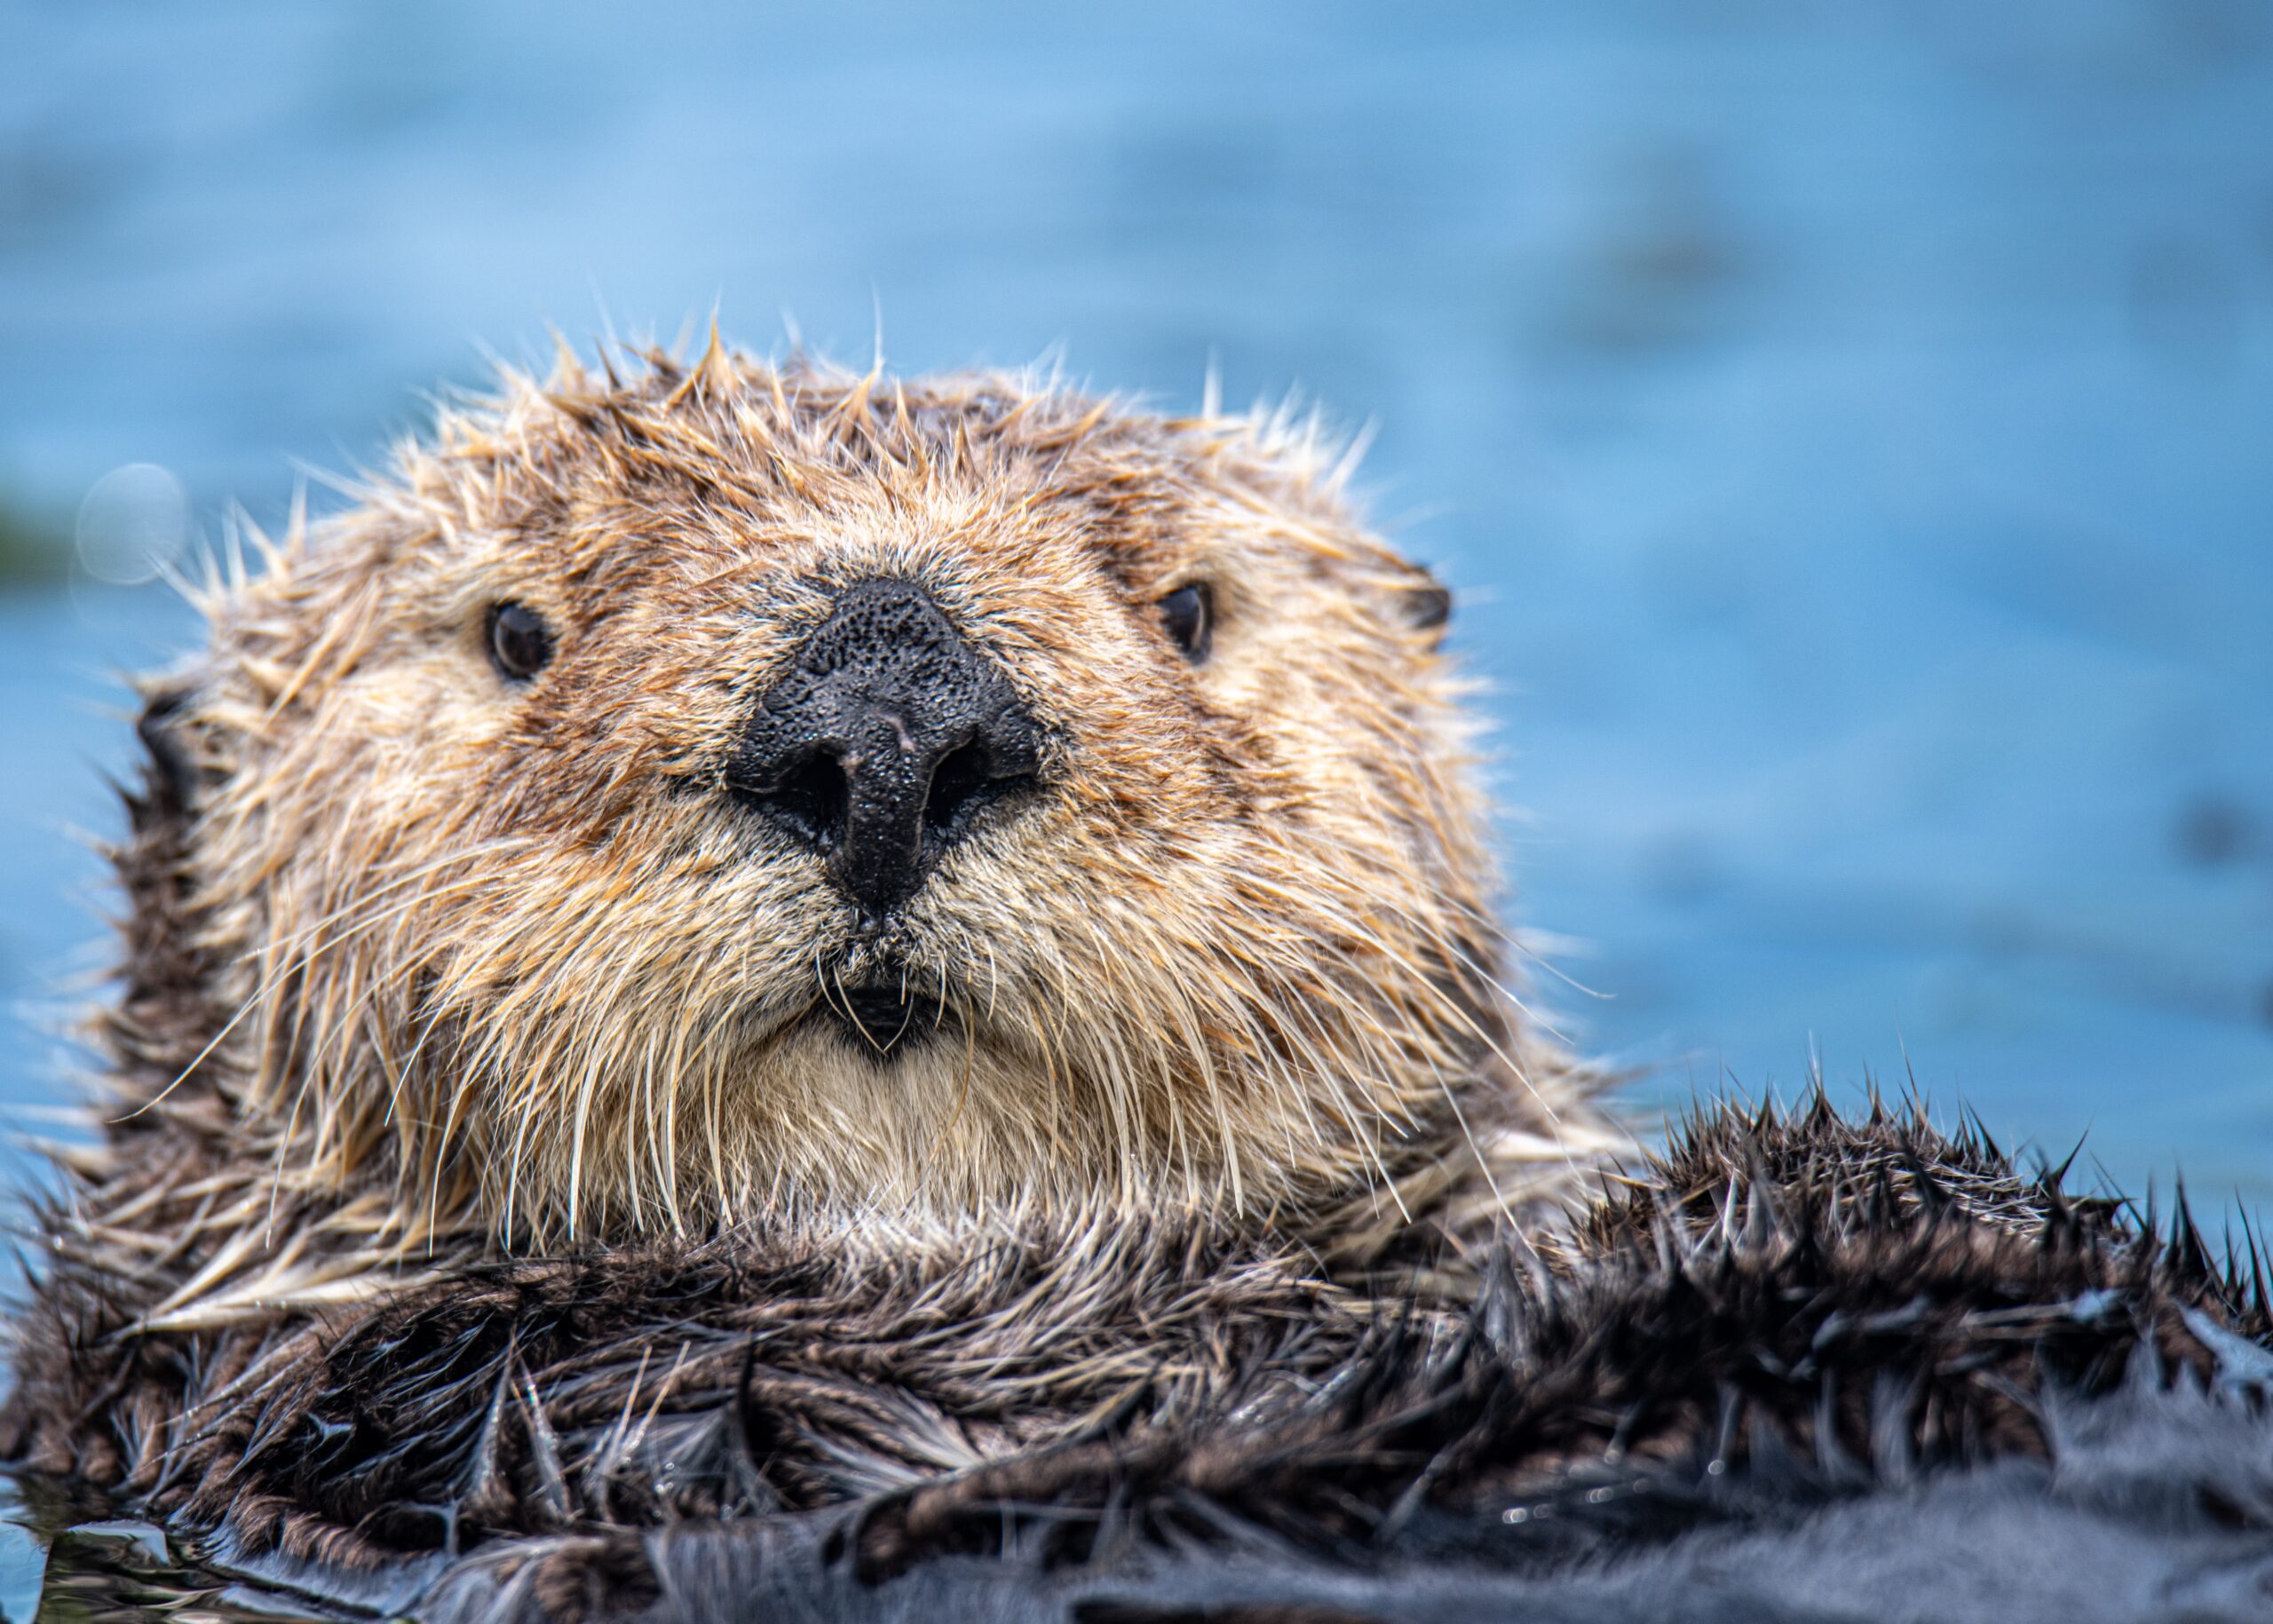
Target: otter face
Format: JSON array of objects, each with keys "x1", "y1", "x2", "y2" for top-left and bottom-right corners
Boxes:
[{"x1": 147, "y1": 347, "x2": 1507, "y2": 1243}]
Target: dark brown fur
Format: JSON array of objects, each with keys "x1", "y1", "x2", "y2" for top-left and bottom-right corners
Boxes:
[{"x1": 12, "y1": 1094, "x2": 2273, "y2": 1621}]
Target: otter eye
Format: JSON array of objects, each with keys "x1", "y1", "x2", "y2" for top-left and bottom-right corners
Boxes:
[
  {"x1": 485, "y1": 602, "x2": 554, "y2": 682},
  {"x1": 1406, "y1": 581, "x2": 1452, "y2": 635},
  {"x1": 1158, "y1": 583, "x2": 1212, "y2": 663}
]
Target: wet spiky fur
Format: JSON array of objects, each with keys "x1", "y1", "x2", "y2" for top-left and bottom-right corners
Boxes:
[
  {"x1": 12, "y1": 1097, "x2": 2273, "y2": 1622},
  {"x1": 12, "y1": 340, "x2": 1620, "y2": 1350},
  {"x1": 14, "y1": 337, "x2": 2268, "y2": 1622},
  {"x1": 3, "y1": 341, "x2": 1612, "y2": 1485}
]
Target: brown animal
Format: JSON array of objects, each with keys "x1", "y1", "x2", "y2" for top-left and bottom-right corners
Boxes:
[
  {"x1": 7, "y1": 341, "x2": 2271, "y2": 1624},
  {"x1": 4, "y1": 336, "x2": 1617, "y2": 1477}
]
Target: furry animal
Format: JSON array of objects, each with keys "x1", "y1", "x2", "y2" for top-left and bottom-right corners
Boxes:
[
  {"x1": 9, "y1": 338, "x2": 2269, "y2": 1621},
  {"x1": 13, "y1": 338, "x2": 1620, "y2": 1328},
  {"x1": 2, "y1": 337, "x2": 1612, "y2": 1550}
]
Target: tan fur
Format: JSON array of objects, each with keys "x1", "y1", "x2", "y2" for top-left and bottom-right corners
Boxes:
[{"x1": 53, "y1": 336, "x2": 1623, "y2": 1330}]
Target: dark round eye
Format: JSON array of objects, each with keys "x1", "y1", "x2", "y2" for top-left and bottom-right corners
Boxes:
[
  {"x1": 485, "y1": 602, "x2": 554, "y2": 682},
  {"x1": 1158, "y1": 583, "x2": 1212, "y2": 663}
]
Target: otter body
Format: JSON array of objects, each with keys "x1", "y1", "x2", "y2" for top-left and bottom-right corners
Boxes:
[
  {"x1": 4, "y1": 338, "x2": 1612, "y2": 1496},
  {"x1": 14, "y1": 1098, "x2": 2273, "y2": 1624},
  {"x1": 7, "y1": 340, "x2": 2269, "y2": 1623}
]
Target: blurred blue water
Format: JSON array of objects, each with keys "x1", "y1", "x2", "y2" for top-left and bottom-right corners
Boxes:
[{"x1": 2, "y1": 1, "x2": 2269, "y2": 1203}]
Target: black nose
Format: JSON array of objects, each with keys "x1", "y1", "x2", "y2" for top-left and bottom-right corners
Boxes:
[{"x1": 727, "y1": 579, "x2": 1042, "y2": 916}]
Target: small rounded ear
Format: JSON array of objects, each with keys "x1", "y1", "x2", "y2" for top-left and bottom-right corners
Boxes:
[
  {"x1": 134, "y1": 681, "x2": 201, "y2": 820},
  {"x1": 1400, "y1": 568, "x2": 1453, "y2": 646}
]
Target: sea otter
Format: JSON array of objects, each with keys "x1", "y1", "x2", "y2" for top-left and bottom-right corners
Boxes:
[
  {"x1": 41, "y1": 336, "x2": 1612, "y2": 1292},
  {"x1": 4, "y1": 338, "x2": 2269, "y2": 1623}
]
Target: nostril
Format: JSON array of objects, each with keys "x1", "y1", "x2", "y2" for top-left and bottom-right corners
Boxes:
[
  {"x1": 924, "y1": 739, "x2": 1034, "y2": 843},
  {"x1": 925, "y1": 741, "x2": 986, "y2": 836},
  {"x1": 733, "y1": 746, "x2": 850, "y2": 853}
]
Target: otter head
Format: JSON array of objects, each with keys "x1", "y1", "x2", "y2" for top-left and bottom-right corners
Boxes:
[{"x1": 126, "y1": 341, "x2": 1546, "y2": 1248}]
